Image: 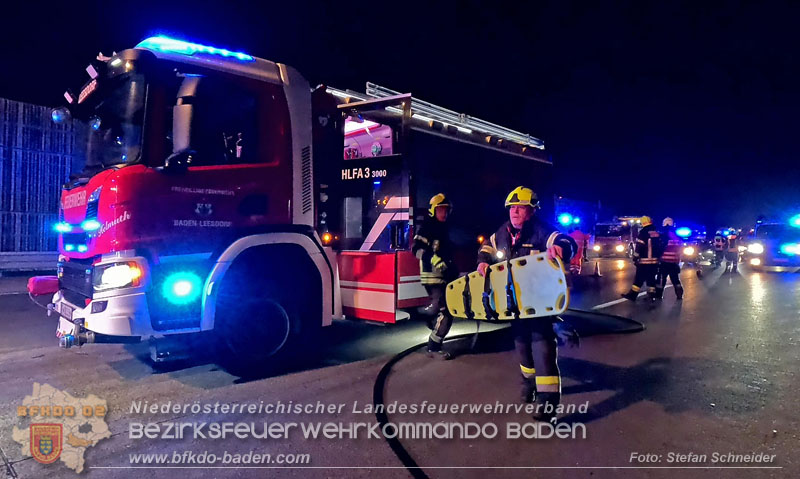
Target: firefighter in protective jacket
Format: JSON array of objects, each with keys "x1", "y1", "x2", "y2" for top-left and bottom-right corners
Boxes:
[
  {"x1": 413, "y1": 193, "x2": 458, "y2": 359},
  {"x1": 712, "y1": 231, "x2": 726, "y2": 267},
  {"x1": 622, "y1": 216, "x2": 664, "y2": 302},
  {"x1": 657, "y1": 217, "x2": 683, "y2": 299},
  {"x1": 725, "y1": 228, "x2": 740, "y2": 273},
  {"x1": 477, "y1": 187, "x2": 578, "y2": 423}
]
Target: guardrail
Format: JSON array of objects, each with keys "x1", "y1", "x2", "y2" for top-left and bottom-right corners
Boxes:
[{"x1": 0, "y1": 252, "x2": 57, "y2": 275}]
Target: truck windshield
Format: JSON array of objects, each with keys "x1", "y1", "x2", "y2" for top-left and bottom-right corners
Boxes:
[
  {"x1": 756, "y1": 224, "x2": 797, "y2": 241},
  {"x1": 595, "y1": 225, "x2": 627, "y2": 237},
  {"x1": 77, "y1": 73, "x2": 146, "y2": 177}
]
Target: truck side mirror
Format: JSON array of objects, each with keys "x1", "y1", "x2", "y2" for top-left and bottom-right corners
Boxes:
[
  {"x1": 172, "y1": 103, "x2": 193, "y2": 153},
  {"x1": 169, "y1": 75, "x2": 202, "y2": 164}
]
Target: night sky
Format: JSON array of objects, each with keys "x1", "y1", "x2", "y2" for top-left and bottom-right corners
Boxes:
[{"x1": 3, "y1": 0, "x2": 798, "y2": 229}]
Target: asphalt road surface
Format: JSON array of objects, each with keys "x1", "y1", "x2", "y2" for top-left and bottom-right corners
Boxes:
[{"x1": 1, "y1": 258, "x2": 798, "y2": 478}]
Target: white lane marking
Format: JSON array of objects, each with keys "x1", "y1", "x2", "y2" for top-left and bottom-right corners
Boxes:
[
  {"x1": 0, "y1": 291, "x2": 27, "y2": 296},
  {"x1": 591, "y1": 285, "x2": 673, "y2": 310}
]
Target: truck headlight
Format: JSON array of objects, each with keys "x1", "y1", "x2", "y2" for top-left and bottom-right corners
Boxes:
[
  {"x1": 93, "y1": 262, "x2": 143, "y2": 291},
  {"x1": 738, "y1": 245, "x2": 747, "y2": 252},
  {"x1": 683, "y1": 246, "x2": 695, "y2": 256},
  {"x1": 615, "y1": 244, "x2": 625, "y2": 253},
  {"x1": 592, "y1": 245, "x2": 601, "y2": 252},
  {"x1": 747, "y1": 243, "x2": 764, "y2": 254}
]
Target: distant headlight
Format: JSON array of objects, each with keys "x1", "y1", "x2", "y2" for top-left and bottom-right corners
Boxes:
[
  {"x1": 747, "y1": 243, "x2": 764, "y2": 254},
  {"x1": 615, "y1": 244, "x2": 625, "y2": 253},
  {"x1": 683, "y1": 246, "x2": 696, "y2": 256},
  {"x1": 738, "y1": 245, "x2": 747, "y2": 252},
  {"x1": 593, "y1": 245, "x2": 601, "y2": 252},
  {"x1": 750, "y1": 258, "x2": 761, "y2": 266}
]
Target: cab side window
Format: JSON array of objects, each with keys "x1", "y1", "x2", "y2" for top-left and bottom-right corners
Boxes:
[{"x1": 192, "y1": 80, "x2": 258, "y2": 166}]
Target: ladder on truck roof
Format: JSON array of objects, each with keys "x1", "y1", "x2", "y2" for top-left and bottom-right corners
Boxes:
[{"x1": 325, "y1": 82, "x2": 548, "y2": 162}]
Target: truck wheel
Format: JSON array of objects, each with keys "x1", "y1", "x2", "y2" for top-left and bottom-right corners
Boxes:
[
  {"x1": 222, "y1": 298, "x2": 292, "y2": 360},
  {"x1": 215, "y1": 279, "x2": 307, "y2": 376},
  {"x1": 213, "y1": 246, "x2": 322, "y2": 376}
]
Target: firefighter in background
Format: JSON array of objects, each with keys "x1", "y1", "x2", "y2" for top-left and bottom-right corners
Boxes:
[
  {"x1": 725, "y1": 228, "x2": 741, "y2": 273},
  {"x1": 712, "y1": 231, "x2": 726, "y2": 267},
  {"x1": 568, "y1": 226, "x2": 591, "y2": 275},
  {"x1": 622, "y1": 216, "x2": 664, "y2": 302},
  {"x1": 413, "y1": 194, "x2": 458, "y2": 359},
  {"x1": 478, "y1": 187, "x2": 578, "y2": 422},
  {"x1": 657, "y1": 217, "x2": 683, "y2": 299}
]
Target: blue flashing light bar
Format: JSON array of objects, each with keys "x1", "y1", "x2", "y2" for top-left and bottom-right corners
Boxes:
[
  {"x1": 54, "y1": 222, "x2": 73, "y2": 233},
  {"x1": 558, "y1": 213, "x2": 573, "y2": 226},
  {"x1": 81, "y1": 219, "x2": 102, "y2": 232},
  {"x1": 675, "y1": 227, "x2": 692, "y2": 238},
  {"x1": 573, "y1": 217, "x2": 581, "y2": 224},
  {"x1": 789, "y1": 214, "x2": 800, "y2": 228},
  {"x1": 137, "y1": 35, "x2": 255, "y2": 62}
]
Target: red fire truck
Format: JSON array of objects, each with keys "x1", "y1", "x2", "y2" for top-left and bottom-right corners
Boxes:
[{"x1": 35, "y1": 35, "x2": 554, "y2": 366}]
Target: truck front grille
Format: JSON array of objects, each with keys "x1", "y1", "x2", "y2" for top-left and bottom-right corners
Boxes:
[{"x1": 58, "y1": 259, "x2": 93, "y2": 306}]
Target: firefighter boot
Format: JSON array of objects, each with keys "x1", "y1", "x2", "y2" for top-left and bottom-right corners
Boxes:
[
  {"x1": 647, "y1": 288, "x2": 658, "y2": 303},
  {"x1": 426, "y1": 338, "x2": 453, "y2": 360},
  {"x1": 532, "y1": 393, "x2": 559, "y2": 424},
  {"x1": 675, "y1": 285, "x2": 684, "y2": 300},
  {"x1": 621, "y1": 290, "x2": 639, "y2": 302},
  {"x1": 520, "y1": 376, "x2": 537, "y2": 404},
  {"x1": 654, "y1": 286, "x2": 664, "y2": 300}
]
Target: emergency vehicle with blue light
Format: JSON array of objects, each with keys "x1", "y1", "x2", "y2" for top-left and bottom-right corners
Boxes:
[{"x1": 29, "y1": 35, "x2": 557, "y2": 366}]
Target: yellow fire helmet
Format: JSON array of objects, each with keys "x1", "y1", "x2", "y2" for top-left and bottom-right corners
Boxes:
[
  {"x1": 504, "y1": 186, "x2": 540, "y2": 209},
  {"x1": 640, "y1": 216, "x2": 653, "y2": 226},
  {"x1": 662, "y1": 217, "x2": 674, "y2": 227},
  {"x1": 428, "y1": 193, "x2": 452, "y2": 216}
]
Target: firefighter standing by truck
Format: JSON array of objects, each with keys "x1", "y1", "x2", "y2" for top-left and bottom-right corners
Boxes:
[
  {"x1": 657, "y1": 217, "x2": 684, "y2": 300},
  {"x1": 725, "y1": 228, "x2": 741, "y2": 273},
  {"x1": 712, "y1": 231, "x2": 726, "y2": 267},
  {"x1": 413, "y1": 194, "x2": 458, "y2": 359},
  {"x1": 477, "y1": 187, "x2": 578, "y2": 423},
  {"x1": 622, "y1": 216, "x2": 664, "y2": 302}
]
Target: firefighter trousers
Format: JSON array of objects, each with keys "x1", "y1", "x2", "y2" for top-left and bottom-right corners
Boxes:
[
  {"x1": 512, "y1": 319, "x2": 560, "y2": 409},
  {"x1": 658, "y1": 262, "x2": 682, "y2": 297},
  {"x1": 425, "y1": 284, "x2": 453, "y2": 351},
  {"x1": 725, "y1": 251, "x2": 739, "y2": 268},
  {"x1": 632, "y1": 263, "x2": 659, "y2": 294},
  {"x1": 659, "y1": 262, "x2": 681, "y2": 287}
]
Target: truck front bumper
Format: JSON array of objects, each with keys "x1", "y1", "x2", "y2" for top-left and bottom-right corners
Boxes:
[{"x1": 52, "y1": 289, "x2": 155, "y2": 339}]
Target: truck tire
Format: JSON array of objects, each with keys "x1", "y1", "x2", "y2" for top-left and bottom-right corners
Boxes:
[{"x1": 213, "y1": 245, "x2": 322, "y2": 376}]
